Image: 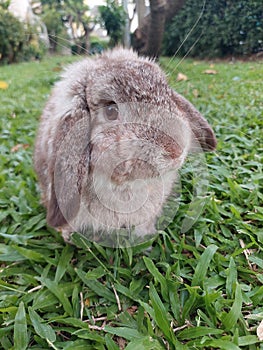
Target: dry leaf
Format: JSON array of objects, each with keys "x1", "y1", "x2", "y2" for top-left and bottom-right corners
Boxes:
[
  {"x1": 203, "y1": 69, "x2": 218, "y2": 75},
  {"x1": 0, "y1": 80, "x2": 9, "y2": 89},
  {"x1": 52, "y1": 65, "x2": 62, "y2": 72},
  {"x1": 193, "y1": 89, "x2": 199, "y2": 98},
  {"x1": 257, "y1": 319, "x2": 263, "y2": 341},
  {"x1": 11, "y1": 144, "x2": 30, "y2": 152},
  {"x1": 209, "y1": 64, "x2": 215, "y2": 68},
  {"x1": 84, "y1": 298, "x2": 90, "y2": 307},
  {"x1": 177, "y1": 72, "x2": 188, "y2": 81}
]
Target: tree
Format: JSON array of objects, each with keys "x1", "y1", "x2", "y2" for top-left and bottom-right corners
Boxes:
[
  {"x1": 41, "y1": 5, "x2": 64, "y2": 52},
  {"x1": 64, "y1": 0, "x2": 95, "y2": 54},
  {"x1": 34, "y1": 0, "x2": 96, "y2": 54},
  {"x1": 99, "y1": 0, "x2": 125, "y2": 47},
  {"x1": 133, "y1": 0, "x2": 186, "y2": 58}
]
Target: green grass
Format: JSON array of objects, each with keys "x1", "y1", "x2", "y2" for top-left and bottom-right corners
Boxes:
[{"x1": 0, "y1": 54, "x2": 263, "y2": 349}]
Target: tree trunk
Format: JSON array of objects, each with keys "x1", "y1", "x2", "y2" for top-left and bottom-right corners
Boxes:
[
  {"x1": 146, "y1": 0, "x2": 166, "y2": 58},
  {"x1": 83, "y1": 22, "x2": 95, "y2": 54},
  {"x1": 84, "y1": 28, "x2": 91, "y2": 53},
  {"x1": 136, "y1": 0, "x2": 147, "y2": 27},
  {"x1": 122, "y1": 0, "x2": 131, "y2": 48},
  {"x1": 133, "y1": 0, "x2": 186, "y2": 57}
]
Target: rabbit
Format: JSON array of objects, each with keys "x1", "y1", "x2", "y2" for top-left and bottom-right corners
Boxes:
[{"x1": 34, "y1": 48, "x2": 216, "y2": 245}]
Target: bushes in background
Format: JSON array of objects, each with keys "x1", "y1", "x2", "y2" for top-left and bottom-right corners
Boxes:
[
  {"x1": 0, "y1": 8, "x2": 46, "y2": 64},
  {"x1": 71, "y1": 36, "x2": 109, "y2": 55},
  {"x1": 163, "y1": 0, "x2": 263, "y2": 58},
  {"x1": 0, "y1": 8, "x2": 25, "y2": 64}
]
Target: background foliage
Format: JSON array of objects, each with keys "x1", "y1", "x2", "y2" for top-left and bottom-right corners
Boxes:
[
  {"x1": 0, "y1": 7, "x2": 45, "y2": 64},
  {"x1": 164, "y1": 0, "x2": 263, "y2": 58},
  {"x1": 1, "y1": 0, "x2": 263, "y2": 63},
  {"x1": 99, "y1": 0, "x2": 126, "y2": 47}
]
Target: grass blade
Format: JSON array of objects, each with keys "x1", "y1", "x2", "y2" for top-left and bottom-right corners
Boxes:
[
  {"x1": 28, "y1": 307, "x2": 56, "y2": 343},
  {"x1": 104, "y1": 326, "x2": 142, "y2": 341},
  {"x1": 125, "y1": 336, "x2": 164, "y2": 350},
  {"x1": 75, "y1": 268, "x2": 116, "y2": 302},
  {"x1": 37, "y1": 277, "x2": 73, "y2": 316},
  {"x1": 149, "y1": 283, "x2": 176, "y2": 345},
  {"x1": 14, "y1": 302, "x2": 28, "y2": 350},
  {"x1": 178, "y1": 326, "x2": 223, "y2": 339},
  {"x1": 221, "y1": 283, "x2": 243, "y2": 330},
  {"x1": 208, "y1": 339, "x2": 241, "y2": 350},
  {"x1": 226, "y1": 257, "x2": 237, "y2": 298},
  {"x1": 191, "y1": 244, "x2": 218, "y2": 287},
  {"x1": 55, "y1": 245, "x2": 74, "y2": 282},
  {"x1": 105, "y1": 334, "x2": 119, "y2": 350},
  {"x1": 143, "y1": 256, "x2": 168, "y2": 301}
]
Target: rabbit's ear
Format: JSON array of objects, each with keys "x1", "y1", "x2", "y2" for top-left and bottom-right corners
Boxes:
[
  {"x1": 47, "y1": 106, "x2": 90, "y2": 229},
  {"x1": 47, "y1": 178, "x2": 82, "y2": 229},
  {"x1": 47, "y1": 182, "x2": 68, "y2": 227},
  {"x1": 172, "y1": 91, "x2": 217, "y2": 151}
]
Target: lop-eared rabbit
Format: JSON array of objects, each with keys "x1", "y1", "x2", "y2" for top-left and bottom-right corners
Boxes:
[{"x1": 34, "y1": 48, "x2": 216, "y2": 245}]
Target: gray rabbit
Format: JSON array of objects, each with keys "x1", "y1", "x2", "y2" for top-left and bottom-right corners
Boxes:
[{"x1": 34, "y1": 48, "x2": 216, "y2": 245}]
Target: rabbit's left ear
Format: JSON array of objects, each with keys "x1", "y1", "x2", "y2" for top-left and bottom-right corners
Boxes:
[{"x1": 172, "y1": 91, "x2": 217, "y2": 151}]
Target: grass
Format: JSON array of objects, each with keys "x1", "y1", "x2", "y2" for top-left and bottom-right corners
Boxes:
[{"x1": 0, "y1": 54, "x2": 262, "y2": 349}]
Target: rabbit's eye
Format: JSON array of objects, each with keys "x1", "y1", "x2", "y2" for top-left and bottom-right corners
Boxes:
[{"x1": 104, "y1": 104, "x2": 119, "y2": 121}]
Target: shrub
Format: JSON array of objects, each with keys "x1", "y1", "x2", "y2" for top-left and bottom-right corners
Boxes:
[
  {"x1": 71, "y1": 36, "x2": 109, "y2": 55},
  {"x1": 0, "y1": 8, "x2": 46, "y2": 64},
  {"x1": 90, "y1": 37, "x2": 109, "y2": 54},
  {"x1": 41, "y1": 6, "x2": 65, "y2": 53},
  {"x1": 99, "y1": 0, "x2": 125, "y2": 47},
  {"x1": 163, "y1": 0, "x2": 263, "y2": 58},
  {"x1": 0, "y1": 8, "x2": 25, "y2": 63}
]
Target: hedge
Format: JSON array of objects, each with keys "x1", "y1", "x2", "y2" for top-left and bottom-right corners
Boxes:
[{"x1": 163, "y1": 0, "x2": 263, "y2": 58}]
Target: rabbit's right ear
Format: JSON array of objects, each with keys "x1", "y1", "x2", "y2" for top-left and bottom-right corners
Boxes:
[
  {"x1": 47, "y1": 104, "x2": 91, "y2": 229},
  {"x1": 171, "y1": 91, "x2": 217, "y2": 152}
]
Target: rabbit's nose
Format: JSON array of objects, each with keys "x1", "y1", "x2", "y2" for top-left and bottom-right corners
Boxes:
[{"x1": 133, "y1": 126, "x2": 183, "y2": 160}]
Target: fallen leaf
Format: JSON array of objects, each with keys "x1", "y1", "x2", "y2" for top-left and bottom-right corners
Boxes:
[
  {"x1": 257, "y1": 319, "x2": 263, "y2": 341},
  {"x1": 0, "y1": 80, "x2": 9, "y2": 89},
  {"x1": 203, "y1": 69, "x2": 218, "y2": 75},
  {"x1": 52, "y1": 64, "x2": 62, "y2": 72},
  {"x1": 209, "y1": 64, "x2": 215, "y2": 68},
  {"x1": 11, "y1": 144, "x2": 30, "y2": 152},
  {"x1": 84, "y1": 298, "x2": 90, "y2": 307},
  {"x1": 193, "y1": 89, "x2": 199, "y2": 98},
  {"x1": 177, "y1": 72, "x2": 188, "y2": 81}
]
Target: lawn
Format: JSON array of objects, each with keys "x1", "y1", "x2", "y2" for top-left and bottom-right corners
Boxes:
[{"x1": 0, "y1": 54, "x2": 262, "y2": 349}]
